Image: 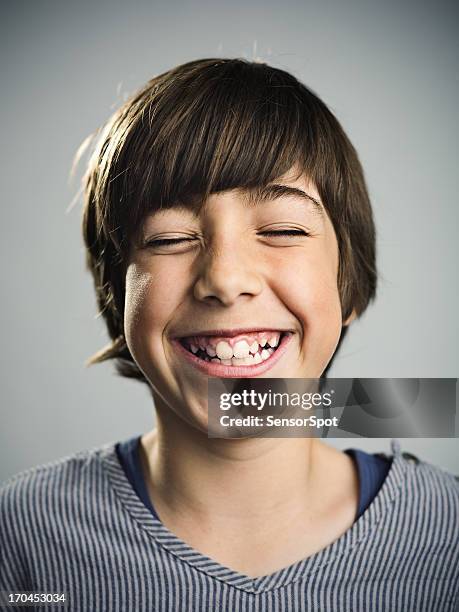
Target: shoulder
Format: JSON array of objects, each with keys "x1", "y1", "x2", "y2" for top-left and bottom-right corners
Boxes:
[
  {"x1": 0, "y1": 442, "x2": 116, "y2": 524},
  {"x1": 396, "y1": 447, "x2": 459, "y2": 528},
  {"x1": 401, "y1": 449, "x2": 458, "y2": 495},
  {"x1": 0, "y1": 443, "x2": 119, "y2": 591}
]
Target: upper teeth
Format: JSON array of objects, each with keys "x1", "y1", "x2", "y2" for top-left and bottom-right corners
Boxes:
[
  {"x1": 233, "y1": 340, "x2": 250, "y2": 358},
  {"x1": 184, "y1": 331, "x2": 283, "y2": 359},
  {"x1": 215, "y1": 340, "x2": 258, "y2": 359},
  {"x1": 212, "y1": 335, "x2": 280, "y2": 359},
  {"x1": 215, "y1": 341, "x2": 234, "y2": 360}
]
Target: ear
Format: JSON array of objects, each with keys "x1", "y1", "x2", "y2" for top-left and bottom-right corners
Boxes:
[{"x1": 343, "y1": 309, "x2": 357, "y2": 326}]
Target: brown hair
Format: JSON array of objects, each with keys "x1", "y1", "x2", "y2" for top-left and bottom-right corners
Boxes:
[{"x1": 81, "y1": 58, "x2": 377, "y2": 383}]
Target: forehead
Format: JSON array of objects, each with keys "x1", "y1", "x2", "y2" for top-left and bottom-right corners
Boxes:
[{"x1": 141, "y1": 172, "x2": 325, "y2": 226}]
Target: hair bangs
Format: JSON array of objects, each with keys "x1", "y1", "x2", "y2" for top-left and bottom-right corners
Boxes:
[{"x1": 106, "y1": 60, "x2": 326, "y2": 252}]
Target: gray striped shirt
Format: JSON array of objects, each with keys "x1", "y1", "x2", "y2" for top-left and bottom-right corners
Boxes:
[{"x1": 1, "y1": 439, "x2": 458, "y2": 611}]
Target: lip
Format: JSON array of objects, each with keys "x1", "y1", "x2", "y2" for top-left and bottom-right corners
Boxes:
[
  {"x1": 171, "y1": 332, "x2": 293, "y2": 378},
  {"x1": 172, "y1": 327, "x2": 292, "y2": 339}
]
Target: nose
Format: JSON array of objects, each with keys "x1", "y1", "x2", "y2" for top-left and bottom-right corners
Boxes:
[{"x1": 193, "y1": 240, "x2": 263, "y2": 306}]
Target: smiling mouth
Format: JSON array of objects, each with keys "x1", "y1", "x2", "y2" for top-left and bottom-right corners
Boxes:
[{"x1": 178, "y1": 331, "x2": 288, "y2": 367}]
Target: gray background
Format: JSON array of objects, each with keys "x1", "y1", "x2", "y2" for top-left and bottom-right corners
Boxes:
[{"x1": 1, "y1": 0, "x2": 458, "y2": 481}]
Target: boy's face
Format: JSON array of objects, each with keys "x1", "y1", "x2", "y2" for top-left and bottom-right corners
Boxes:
[{"x1": 124, "y1": 169, "x2": 344, "y2": 432}]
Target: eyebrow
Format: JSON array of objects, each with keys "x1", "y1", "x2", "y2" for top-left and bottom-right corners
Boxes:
[
  {"x1": 143, "y1": 183, "x2": 324, "y2": 229},
  {"x1": 243, "y1": 183, "x2": 324, "y2": 215}
]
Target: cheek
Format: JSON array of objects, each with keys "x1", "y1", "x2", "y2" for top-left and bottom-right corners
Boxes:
[
  {"x1": 123, "y1": 263, "x2": 185, "y2": 363},
  {"x1": 267, "y1": 239, "x2": 342, "y2": 364},
  {"x1": 302, "y1": 229, "x2": 342, "y2": 329},
  {"x1": 123, "y1": 266, "x2": 153, "y2": 364},
  {"x1": 270, "y1": 237, "x2": 341, "y2": 318},
  {"x1": 277, "y1": 261, "x2": 341, "y2": 329}
]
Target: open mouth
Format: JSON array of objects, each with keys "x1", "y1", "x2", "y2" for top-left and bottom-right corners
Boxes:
[{"x1": 178, "y1": 331, "x2": 289, "y2": 367}]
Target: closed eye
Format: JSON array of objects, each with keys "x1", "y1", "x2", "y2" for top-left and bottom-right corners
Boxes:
[
  {"x1": 259, "y1": 230, "x2": 309, "y2": 237},
  {"x1": 145, "y1": 230, "x2": 309, "y2": 249},
  {"x1": 145, "y1": 237, "x2": 196, "y2": 247}
]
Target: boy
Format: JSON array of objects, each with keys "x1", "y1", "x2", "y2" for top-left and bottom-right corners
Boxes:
[{"x1": 1, "y1": 58, "x2": 458, "y2": 611}]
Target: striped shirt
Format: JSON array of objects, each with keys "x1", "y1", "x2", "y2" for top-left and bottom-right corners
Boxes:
[{"x1": 1, "y1": 439, "x2": 458, "y2": 611}]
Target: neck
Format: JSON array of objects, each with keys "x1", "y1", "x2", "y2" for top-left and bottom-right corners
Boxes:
[{"x1": 140, "y1": 397, "x2": 337, "y2": 530}]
